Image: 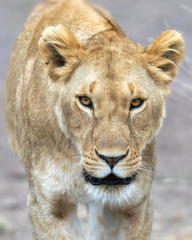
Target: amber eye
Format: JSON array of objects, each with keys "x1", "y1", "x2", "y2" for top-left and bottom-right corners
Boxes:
[
  {"x1": 130, "y1": 98, "x2": 144, "y2": 109},
  {"x1": 79, "y1": 96, "x2": 93, "y2": 108}
]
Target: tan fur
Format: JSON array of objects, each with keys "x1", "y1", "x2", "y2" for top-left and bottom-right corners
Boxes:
[{"x1": 3, "y1": 0, "x2": 184, "y2": 239}]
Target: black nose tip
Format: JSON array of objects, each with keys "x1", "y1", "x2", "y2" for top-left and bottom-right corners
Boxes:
[{"x1": 95, "y1": 149, "x2": 129, "y2": 169}]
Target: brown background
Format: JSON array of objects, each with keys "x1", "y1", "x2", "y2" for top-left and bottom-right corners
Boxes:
[{"x1": 0, "y1": 0, "x2": 192, "y2": 239}]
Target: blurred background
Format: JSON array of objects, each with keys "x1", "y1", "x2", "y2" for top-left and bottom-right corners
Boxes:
[{"x1": 0, "y1": 0, "x2": 192, "y2": 239}]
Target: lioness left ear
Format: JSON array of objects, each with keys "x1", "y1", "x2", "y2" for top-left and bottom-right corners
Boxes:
[
  {"x1": 38, "y1": 25, "x2": 83, "y2": 81},
  {"x1": 142, "y1": 30, "x2": 184, "y2": 86}
]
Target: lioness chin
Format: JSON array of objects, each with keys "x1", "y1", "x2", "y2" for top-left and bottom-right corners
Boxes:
[{"x1": 3, "y1": 0, "x2": 184, "y2": 239}]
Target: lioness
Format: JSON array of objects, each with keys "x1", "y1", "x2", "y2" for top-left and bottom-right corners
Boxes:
[{"x1": 3, "y1": 0, "x2": 184, "y2": 239}]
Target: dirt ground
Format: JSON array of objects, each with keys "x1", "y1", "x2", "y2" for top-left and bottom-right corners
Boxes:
[{"x1": 0, "y1": 0, "x2": 192, "y2": 239}]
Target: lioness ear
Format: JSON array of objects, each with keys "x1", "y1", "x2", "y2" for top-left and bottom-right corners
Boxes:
[
  {"x1": 38, "y1": 25, "x2": 83, "y2": 81},
  {"x1": 142, "y1": 30, "x2": 184, "y2": 87}
]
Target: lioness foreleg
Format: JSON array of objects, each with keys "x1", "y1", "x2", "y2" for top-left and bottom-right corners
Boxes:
[
  {"x1": 101, "y1": 197, "x2": 152, "y2": 240},
  {"x1": 27, "y1": 191, "x2": 84, "y2": 240}
]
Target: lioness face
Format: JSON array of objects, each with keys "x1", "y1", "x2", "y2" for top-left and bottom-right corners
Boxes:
[
  {"x1": 39, "y1": 26, "x2": 184, "y2": 205},
  {"x1": 55, "y1": 45, "x2": 165, "y2": 205}
]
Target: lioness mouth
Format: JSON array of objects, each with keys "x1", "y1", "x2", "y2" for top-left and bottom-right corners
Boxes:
[{"x1": 83, "y1": 170, "x2": 137, "y2": 186}]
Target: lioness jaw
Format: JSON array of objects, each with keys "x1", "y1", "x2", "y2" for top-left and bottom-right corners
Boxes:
[{"x1": 3, "y1": 0, "x2": 184, "y2": 239}]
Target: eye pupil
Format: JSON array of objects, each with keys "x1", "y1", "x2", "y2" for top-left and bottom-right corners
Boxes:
[{"x1": 83, "y1": 97, "x2": 89, "y2": 103}]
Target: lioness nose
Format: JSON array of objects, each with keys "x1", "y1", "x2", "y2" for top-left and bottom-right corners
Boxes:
[{"x1": 95, "y1": 150, "x2": 129, "y2": 169}]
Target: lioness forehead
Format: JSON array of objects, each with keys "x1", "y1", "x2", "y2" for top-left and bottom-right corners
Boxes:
[
  {"x1": 75, "y1": 64, "x2": 149, "y2": 102},
  {"x1": 78, "y1": 34, "x2": 150, "y2": 93}
]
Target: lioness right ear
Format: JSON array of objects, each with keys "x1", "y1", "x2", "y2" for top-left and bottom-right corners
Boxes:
[
  {"x1": 142, "y1": 30, "x2": 184, "y2": 88},
  {"x1": 38, "y1": 25, "x2": 83, "y2": 81}
]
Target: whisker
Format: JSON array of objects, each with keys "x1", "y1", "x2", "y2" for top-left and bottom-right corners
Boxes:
[
  {"x1": 64, "y1": 162, "x2": 83, "y2": 183},
  {"x1": 136, "y1": 169, "x2": 153, "y2": 182},
  {"x1": 139, "y1": 165, "x2": 154, "y2": 175},
  {"x1": 138, "y1": 157, "x2": 162, "y2": 180},
  {"x1": 141, "y1": 155, "x2": 155, "y2": 162},
  {"x1": 140, "y1": 161, "x2": 154, "y2": 170},
  {"x1": 126, "y1": 196, "x2": 135, "y2": 213},
  {"x1": 138, "y1": 167, "x2": 161, "y2": 183},
  {"x1": 71, "y1": 154, "x2": 84, "y2": 158},
  {"x1": 140, "y1": 163, "x2": 161, "y2": 179}
]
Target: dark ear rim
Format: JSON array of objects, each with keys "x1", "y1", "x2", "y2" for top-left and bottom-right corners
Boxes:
[
  {"x1": 142, "y1": 29, "x2": 184, "y2": 79},
  {"x1": 38, "y1": 25, "x2": 84, "y2": 81},
  {"x1": 45, "y1": 41, "x2": 66, "y2": 67},
  {"x1": 38, "y1": 25, "x2": 83, "y2": 66}
]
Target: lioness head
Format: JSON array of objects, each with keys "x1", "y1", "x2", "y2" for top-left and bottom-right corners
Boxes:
[{"x1": 38, "y1": 25, "x2": 184, "y2": 205}]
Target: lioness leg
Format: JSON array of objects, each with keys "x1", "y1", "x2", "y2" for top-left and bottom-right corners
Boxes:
[
  {"x1": 103, "y1": 197, "x2": 153, "y2": 240},
  {"x1": 27, "y1": 192, "x2": 84, "y2": 240},
  {"x1": 87, "y1": 203, "x2": 121, "y2": 240},
  {"x1": 87, "y1": 203, "x2": 105, "y2": 240},
  {"x1": 87, "y1": 198, "x2": 152, "y2": 240}
]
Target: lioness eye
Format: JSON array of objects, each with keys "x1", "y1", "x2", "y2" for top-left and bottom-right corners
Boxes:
[
  {"x1": 130, "y1": 98, "x2": 144, "y2": 109},
  {"x1": 79, "y1": 96, "x2": 93, "y2": 109}
]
